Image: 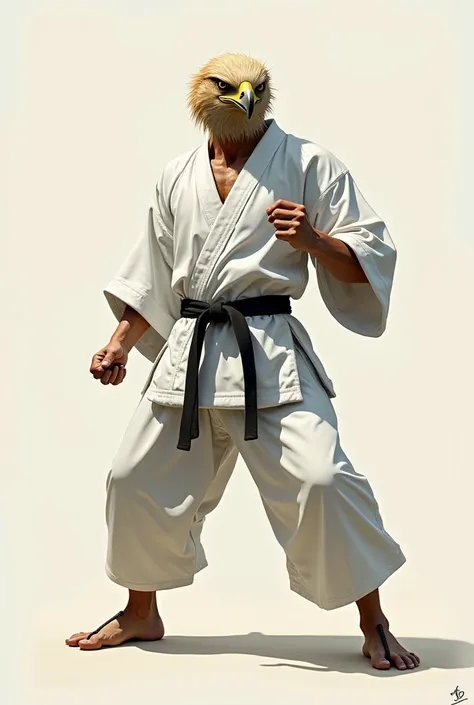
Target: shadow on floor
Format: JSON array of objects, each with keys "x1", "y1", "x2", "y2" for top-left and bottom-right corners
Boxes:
[{"x1": 130, "y1": 633, "x2": 474, "y2": 676}]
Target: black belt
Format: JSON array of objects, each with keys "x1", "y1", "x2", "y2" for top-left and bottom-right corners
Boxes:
[{"x1": 177, "y1": 295, "x2": 292, "y2": 451}]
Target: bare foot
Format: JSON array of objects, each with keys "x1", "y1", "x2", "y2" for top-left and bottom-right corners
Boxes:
[
  {"x1": 362, "y1": 620, "x2": 420, "y2": 671},
  {"x1": 65, "y1": 607, "x2": 165, "y2": 651}
]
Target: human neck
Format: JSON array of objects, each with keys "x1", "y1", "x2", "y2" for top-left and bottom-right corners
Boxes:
[{"x1": 209, "y1": 123, "x2": 267, "y2": 164}]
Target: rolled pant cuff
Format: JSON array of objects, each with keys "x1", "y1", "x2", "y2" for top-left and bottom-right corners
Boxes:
[
  {"x1": 105, "y1": 561, "x2": 207, "y2": 592},
  {"x1": 289, "y1": 550, "x2": 407, "y2": 611}
]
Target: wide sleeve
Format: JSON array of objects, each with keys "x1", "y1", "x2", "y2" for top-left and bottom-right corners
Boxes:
[
  {"x1": 309, "y1": 170, "x2": 396, "y2": 337},
  {"x1": 103, "y1": 177, "x2": 181, "y2": 362}
]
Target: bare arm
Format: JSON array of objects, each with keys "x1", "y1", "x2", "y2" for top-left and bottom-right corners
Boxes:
[
  {"x1": 90, "y1": 306, "x2": 151, "y2": 386},
  {"x1": 109, "y1": 306, "x2": 151, "y2": 353},
  {"x1": 267, "y1": 199, "x2": 368, "y2": 284},
  {"x1": 306, "y1": 230, "x2": 368, "y2": 283}
]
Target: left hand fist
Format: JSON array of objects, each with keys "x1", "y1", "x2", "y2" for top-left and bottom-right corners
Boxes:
[{"x1": 267, "y1": 200, "x2": 319, "y2": 252}]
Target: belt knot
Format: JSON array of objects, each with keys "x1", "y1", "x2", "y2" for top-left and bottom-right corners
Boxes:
[
  {"x1": 208, "y1": 301, "x2": 227, "y2": 323},
  {"x1": 177, "y1": 294, "x2": 291, "y2": 451}
]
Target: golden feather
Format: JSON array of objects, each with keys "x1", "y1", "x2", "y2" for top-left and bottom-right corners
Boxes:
[{"x1": 188, "y1": 53, "x2": 274, "y2": 142}]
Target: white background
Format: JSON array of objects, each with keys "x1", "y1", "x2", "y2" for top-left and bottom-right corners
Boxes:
[{"x1": 2, "y1": 1, "x2": 473, "y2": 703}]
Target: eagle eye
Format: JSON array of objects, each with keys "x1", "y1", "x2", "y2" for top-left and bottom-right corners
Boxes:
[
  {"x1": 255, "y1": 82, "x2": 266, "y2": 93},
  {"x1": 213, "y1": 79, "x2": 230, "y2": 91}
]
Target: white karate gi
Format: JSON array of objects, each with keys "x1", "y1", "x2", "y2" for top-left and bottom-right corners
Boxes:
[{"x1": 103, "y1": 120, "x2": 405, "y2": 609}]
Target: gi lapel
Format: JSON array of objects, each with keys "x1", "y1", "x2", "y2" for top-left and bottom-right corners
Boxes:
[
  {"x1": 196, "y1": 145, "x2": 223, "y2": 230},
  {"x1": 190, "y1": 120, "x2": 286, "y2": 301}
]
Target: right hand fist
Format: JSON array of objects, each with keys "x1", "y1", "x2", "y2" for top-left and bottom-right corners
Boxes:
[{"x1": 90, "y1": 340, "x2": 128, "y2": 386}]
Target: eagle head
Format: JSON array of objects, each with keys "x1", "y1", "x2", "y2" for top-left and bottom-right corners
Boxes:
[{"x1": 188, "y1": 53, "x2": 274, "y2": 143}]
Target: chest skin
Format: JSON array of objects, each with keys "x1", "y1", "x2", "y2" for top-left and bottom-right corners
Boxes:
[{"x1": 210, "y1": 155, "x2": 247, "y2": 203}]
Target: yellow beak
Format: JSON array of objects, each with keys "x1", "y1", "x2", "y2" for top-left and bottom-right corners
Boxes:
[{"x1": 219, "y1": 81, "x2": 260, "y2": 119}]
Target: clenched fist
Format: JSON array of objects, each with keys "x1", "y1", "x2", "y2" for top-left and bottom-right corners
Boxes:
[
  {"x1": 90, "y1": 340, "x2": 128, "y2": 386},
  {"x1": 267, "y1": 199, "x2": 320, "y2": 253}
]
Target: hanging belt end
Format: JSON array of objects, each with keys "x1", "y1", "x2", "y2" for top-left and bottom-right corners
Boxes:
[
  {"x1": 177, "y1": 441, "x2": 192, "y2": 451},
  {"x1": 243, "y1": 432, "x2": 258, "y2": 442}
]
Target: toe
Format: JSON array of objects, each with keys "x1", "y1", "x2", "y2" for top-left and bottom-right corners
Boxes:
[
  {"x1": 66, "y1": 632, "x2": 88, "y2": 646},
  {"x1": 391, "y1": 653, "x2": 407, "y2": 670},
  {"x1": 371, "y1": 649, "x2": 391, "y2": 670},
  {"x1": 401, "y1": 653, "x2": 415, "y2": 669},
  {"x1": 78, "y1": 629, "x2": 125, "y2": 650},
  {"x1": 410, "y1": 652, "x2": 420, "y2": 666},
  {"x1": 78, "y1": 636, "x2": 103, "y2": 650}
]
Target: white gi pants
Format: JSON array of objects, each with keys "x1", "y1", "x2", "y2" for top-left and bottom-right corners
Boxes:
[{"x1": 105, "y1": 348, "x2": 405, "y2": 610}]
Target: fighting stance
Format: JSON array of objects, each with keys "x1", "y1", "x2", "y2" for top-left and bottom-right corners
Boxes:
[{"x1": 66, "y1": 54, "x2": 419, "y2": 670}]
